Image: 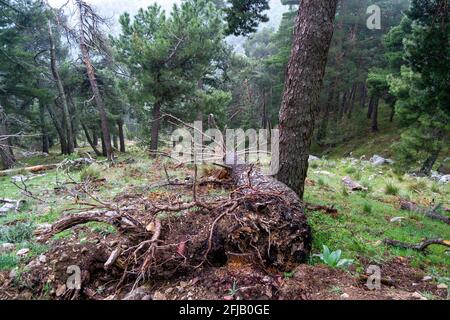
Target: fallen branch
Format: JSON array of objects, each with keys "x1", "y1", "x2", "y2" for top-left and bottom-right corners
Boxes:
[
  {"x1": 400, "y1": 200, "x2": 450, "y2": 225},
  {"x1": 384, "y1": 238, "x2": 450, "y2": 252},
  {"x1": 305, "y1": 202, "x2": 339, "y2": 217},
  {"x1": 0, "y1": 164, "x2": 58, "y2": 177}
]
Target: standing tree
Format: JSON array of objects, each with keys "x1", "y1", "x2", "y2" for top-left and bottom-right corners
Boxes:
[
  {"x1": 277, "y1": 0, "x2": 339, "y2": 199},
  {"x1": 389, "y1": 0, "x2": 450, "y2": 175},
  {"x1": 75, "y1": 0, "x2": 113, "y2": 161}
]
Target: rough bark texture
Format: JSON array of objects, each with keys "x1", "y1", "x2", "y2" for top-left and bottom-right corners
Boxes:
[
  {"x1": 48, "y1": 19, "x2": 74, "y2": 154},
  {"x1": 118, "y1": 120, "x2": 126, "y2": 153},
  {"x1": 38, "y1": 102, "x2": 50, "y2": 154},
  {"x1": 371, "y1": 96, "x2": 379, "y2": 132},
  {"x1": 46, "y1": 103, "x2": 68, "y2": 154},
  {"x1": 81, "y1": 122, "x2": 102, "y2": 156},
  {"x1": 150, "y1": 101, "x2": 161, "y2": 154},
  {"x1": 0, "y1": 105, "x2": 16, "y2": 169},
  {"x1": 78, "y1": 2, "x2": 113, "y2": 161},
  {"x1": 278, "y1": 0, "x2": 338, "y2": 199}
]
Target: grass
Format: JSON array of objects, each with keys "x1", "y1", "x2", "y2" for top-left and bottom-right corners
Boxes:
[{"x1": 0, "y1": 147, "x2": 449, "y2": 291}]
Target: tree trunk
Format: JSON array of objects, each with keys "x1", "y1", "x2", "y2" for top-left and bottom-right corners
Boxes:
[
  {"x1": 277, "y1": 0, "x2": 338, "y2": 200},
  {"x1": 360, "y1": 83, "x2": 367, "y2": 109},
  {"x1": 317, "y1": 83, "x2": 335, "y2": 142},
  {"x1": 77, "y1": 2, "x2": 113, "y2": 161},
  {"x1": 101, "y1": 134, "x2": 107, "y2": 157},
  {"x1": 118, "y1": 120, "x2": 126, "y2": 153},
  {"x1": 367, "y1": 95, "x2": 376, "y2": 119},
  {"x1": 420, "y1": 148, "x2": 441, "y2": 176},
  {"x1": 371, "y1": 96, "x2": 379, "y2": 132},
  {"x1": 48, "y1": 19, "x2": 74, "y2": 154},
  {"x1": 0, "y1": 104, "x2": 16, "y2": 169},
  {"x1": 81, "y1": 122, "x2": 102, "y2": 156},
  {"x1": 346, "y1": 83, "x2": 357, "y2": 119},
  {"x1": 38, "y1": 102, "x2": 50, "y2": 154},
  {"x1": 92, "y1": 129, "x2": 98, "y2": 147},
  {"x1": 113, "y1": 135, "x2": 118, "y2": 150},
  {"x1": 46, "y1": 103, "x2": 68, "y2": 155},
  {"x1": 150, "y1": 101, "x2": 162, "y2": 154}
]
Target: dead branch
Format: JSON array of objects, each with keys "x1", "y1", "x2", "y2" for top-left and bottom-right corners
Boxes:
[
  {"x1": 400, "y1": 199, "x2": 450, "y2": 225},
  {"x1": 384, "y1": 238, "x2": 450, "y2": 252}
]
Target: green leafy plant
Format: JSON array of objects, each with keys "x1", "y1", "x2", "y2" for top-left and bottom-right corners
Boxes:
[
  {"x1": 315, "y1": 245, "x2": 354, "y2": 269},
  {"x1": 227, "y1": 280, "x2": 239, "y2": 297},
  {"x1": 0, "y1": 222, "x2": 34, "y2": 243},
  {"x1": 384, "y1": 182, "x2": 399, "y2": 196}
]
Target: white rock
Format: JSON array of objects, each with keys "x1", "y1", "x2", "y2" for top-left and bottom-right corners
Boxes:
[
  {"x1": 340, "y1": 293, "x2": 350, "y2": 299},
  {"x1": 437, "y1": 283, "x2": 448, "y2": 290},
  {"x1": 0, "y1": 243, "x2": 15, "y2": 253},
  {"x1": 390, "y1": 217, "x2": 405, "y2": 223},
  {"x1": 370, "y1": 155, "x2": 394, "y2": 166},
  {"x1": 314, "y1": 170, "x2": 335, "y2": 177},
  {"x1": 9, "y1": 268, "x2": 17, "y2": 279},
  {"x1": 38, "y1": 254, "x2": 47, "y2": 263},
  {"x1": 16, "y1": 248, "x2": 30, "y2": 257},
  {"x1": 422, "y1": 276, "x2": 433, "y2": 282},
  {"x1": 439, "y1": 175, "x2": 450, "y2": 184},
  {"x1": 309, "y1": 155, "x2": 320, "y2": 162}
]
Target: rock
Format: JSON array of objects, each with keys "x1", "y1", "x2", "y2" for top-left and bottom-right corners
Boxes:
[
  {"x1": 309, "y1": 155, "x2": 320, "y2": 162},
  {"x1": 411, "y1": 292, "x2": 424, "y2": 300},
  {"x1": 422, "y1": 276, "x2": 433, "y2": 282},
  {"x1": 16, "y1": 248, "x2": 30, "y2": 257},
  {"x1": 342, "y1": 176, "x2": 367, "y2": 191},
  {"x1": 152, "y1": 291, "x2": 167, "y2": 300},
  {"x1": 122, "y1": 287, "x2": 148, "y2": 300},
  {"x1": 439, "y1": 175, "x2": 450, "y2": 184},
  {"x1": 390, "y1": 216, "x2": 405, "y2": 223},
  {"x1": 141, "y1": 295, "x2": 152, "y2": 301},
  {"x1": 9, "y1": 268, "x2": 17, "y2": 279},
  {"x1": 38, "y1": 254, "x2": 47, "y2": 263},
  {"x1": 314, "y1": 170, "x2": 335, "y2": 177},
  {"x1": 55, "y1": 284, "x2": 67, "y2": 297},
  {"x1": 0, "y1": 202, "x2": 17, "y2": 214},
  {"x1": 0, "y1": 243, "x2": 15, "y2": 254},
  {"x1": 35, "y1": 223, "x2": 52, "y2": 233},
  {"x1": 340, "y1": 293, "x2": 350, "y2": 299},
  {"x1": 437, "y1": 283, "x2": 448, "y2": 290},
  {"x1": 370, "y1": 155, "x2": 394, "y2": 166}
]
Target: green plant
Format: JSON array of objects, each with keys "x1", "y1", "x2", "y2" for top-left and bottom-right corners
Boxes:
[
  {"x1": 227, "y1": 280, "x2": 239, "y2": 297},
  {"x1": 408, "y1": 180, "x2": 427, "y2": 193},
  {"x1": 283, "y1": 271, "x2": 295, "y2": 278},
  {"x1": 329, "y1": 286, "x2": 343, "y2": 295},
  {"x1": 0, "y1": 222, "x2": 34, "y2": 243},
  {"x1": 363, "y1": 202, "x2": 372, "y2": 214},
  {"x1": 315, "y1": 245, "x2": 354, "y2": 269},
  {"x1": 80, "y1": 165, "x2": 101, "y2": 182},
  {"x1": 0, "y1": 254, "x2": 17, "y2": 271},
  {"x1": 384, "y1": 182, "x2": 399, "y2": 196}
]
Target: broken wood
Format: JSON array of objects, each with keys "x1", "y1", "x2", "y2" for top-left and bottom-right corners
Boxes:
[
  {"x1": 305, "y1": 202, "x2": 339, "y2": 217},
  {"x1": 0, "y1": 164, "x2": 58, "y2": 177},
  {"x1": 400, "y1": 200, "x2": 450, "y2": 225},
  {"x1": 384, "y1": 238, "x2": 450, "y2": 252}
]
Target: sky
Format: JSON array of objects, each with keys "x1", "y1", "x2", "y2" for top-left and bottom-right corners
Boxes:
[{"x1": 48, "y1": 0, "x2": 287, "y2": 35}]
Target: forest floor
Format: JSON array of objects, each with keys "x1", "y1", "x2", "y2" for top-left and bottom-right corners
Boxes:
[{"x1": 0, "y1": 146, "x2": 449, "y2": 300}]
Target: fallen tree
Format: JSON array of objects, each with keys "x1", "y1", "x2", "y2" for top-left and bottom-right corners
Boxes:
[
  {"x1": 41, "y1": 162, "x2": 312, "y2": 289},
  {"x1": 400, "y1": 200, "x2": 450, "y2": 225}
]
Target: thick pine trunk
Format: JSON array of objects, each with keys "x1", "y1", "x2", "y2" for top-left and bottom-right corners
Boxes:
[
  {"x1": 278, "y1": 0, "x2": 338, "y2": 199},
  {"x1": 150, "y1": 101, "x2": 162, "y2": 155},
  {"x1": 0, "y1": 105, "x2": 16, "y2": 169},
  {"x1": 118, "y1": 120, "x2": 126, "y2": 153},
  {"x1": 48, "y1": 19, "x2": 74, "y2": 154}
]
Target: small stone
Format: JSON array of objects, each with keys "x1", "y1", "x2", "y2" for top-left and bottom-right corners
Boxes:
[
  {"x1": 56, "y1": 284, "x2": 67, "y2": 297},
  {"x1": 340, "y1": 293, "x2": 350, "y2": 299},
  {"x1": 16, "y1": 248, "x2": 30, "y2": 257},
  {"x1": 390, "y1": 217, "x2": 405, "y2": 223},
  {"x1": 165, "y1": 288, "x2": 174, "y2": 294},
  {"x1": 437, "y1": 283, "x2": 448, "y2": 290},
  {"x1": 179, "y1": 281, "x2": 189, "y2": 288},
  {"x1": 141, "y1": 295, "x2": 152, "y2": 301},
  {"x1": 9, "y1": 268, "x2": 17, "y2": 279},
  {"x1": 0, "y1": 243, "x2": 15, "y2": 254},
  {"x1": 411, "y1": 292, "x2": 424, "y2": 299},
  {"x1": 422, "y1": 276, "x2": 433, "y2": 282}
]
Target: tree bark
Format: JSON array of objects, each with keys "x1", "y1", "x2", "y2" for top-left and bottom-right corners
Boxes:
[
  {"x1": 46, "y1": 103, "x2": 68, "y2": 155},
  {"x1": 420, "y1": 148, "x2": 440, "y2": 176},
  {"x1": 77, "y1": 2, "x2": 113, "y2": 161},
  {"x1": 118, "y1": 120, "x2": 126, "y2": 153},
  {"x1": 278, "y1": 0, "x2": 338, "y2": 199},
  {"x1": 38, "y1": 102, "x2": 50, "y2": 154},
  {"x1": 0, "y1": 104, "x2": 16, "y2": 169},
  {"x1": 81, "y1": 122, "x2": 102, "y2": 156},
  {"x1": 92, "y1": 129, "x2": 98, "y2": 147},
  {"x1": 47, "y1": 19, "x2": 74, "y2": 154},
  {"x1": 371, "y1": 96, "x2": 379, "y2": 132},
  {"x1": 150, "y1": 101, "x2": 162, "y2": 155}
]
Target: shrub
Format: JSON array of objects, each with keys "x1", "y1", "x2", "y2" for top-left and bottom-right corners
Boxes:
[
  {"x1": 363, "y1": 202, "x2": 372, "y2": 214},
  {"x1": 80, "y1": 165, "x2": 101, "y2": 182},
  {"x1": 384, "y1": 182, "x2": 399, "y2": 196},
  {"x1": 0, "y1": 222, "x2": 34, "y2": 243},
  {"x1": 408, "y1": 180, "x2": 427, "y2": 193}
]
